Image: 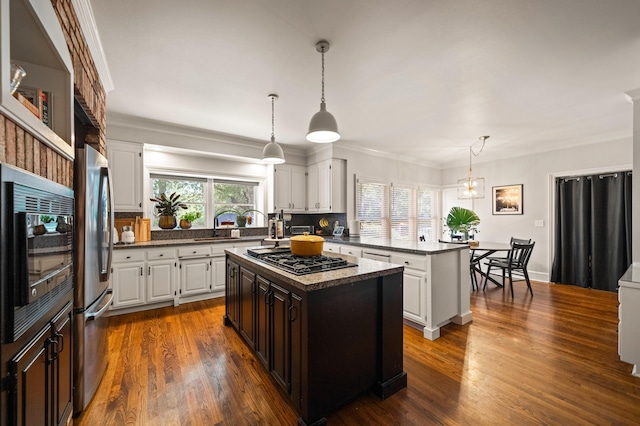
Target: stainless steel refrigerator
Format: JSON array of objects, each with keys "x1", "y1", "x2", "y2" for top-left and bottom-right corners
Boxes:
[{"x1": 73, "y1": 145, "x2": 114, "y2": 415}]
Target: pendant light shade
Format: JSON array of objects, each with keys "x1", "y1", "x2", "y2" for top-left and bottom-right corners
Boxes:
[
  {"x1": 307, "y1": 40, "x2": 340, "y2": 143},
  {"x1": 262, "y1": 94, "x2": 285, "y2": 164}
]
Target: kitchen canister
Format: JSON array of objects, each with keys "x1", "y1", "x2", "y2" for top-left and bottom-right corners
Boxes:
[
  {"x1": 121, "y1": 226, "x2": 135, "y2": 244},
  {"x1": 348, "y1": 220, "x2": 361, "y2": 236}
]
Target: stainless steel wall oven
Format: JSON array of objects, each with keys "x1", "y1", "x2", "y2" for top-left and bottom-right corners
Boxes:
[
  {"x1": 2, "y1": 165, "x2": 74, "y2": 342},
  {"x1": 1, "y1": 163, "x2": 75, "y2": 426}
]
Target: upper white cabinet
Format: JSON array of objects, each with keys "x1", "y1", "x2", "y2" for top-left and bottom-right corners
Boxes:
[
  {"x1": 307, "y1": 159, "x2": 346, "y2": 213},
  {"x1": 0, "y1": 0, "x2": 74, "y2": 159},
  {"x1": 108, "y1": 140, "x2": 143, "y2": 211},
  {"x1": 274, "y1": 164, "x2": 306, "y2": 212}
]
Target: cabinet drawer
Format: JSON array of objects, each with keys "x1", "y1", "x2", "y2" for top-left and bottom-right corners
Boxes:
[
  {"x1": 178, "y1": 246, "x2": 211, "y2": 258},
  {"x1": 211, "y1": 243, "x2": 234, "y2": 255},
  {"x1": 146, "y1": 248, "x2": 176, "y2": 260},
  {"x1": 341, "y1": 247, "x2": 362, "y2": 257},
  {"x1": 390, "y1": 253, "x2": 426, "y2": 270},
  {"x1": 113, "y1": 250, "x2": 145, "y2": 263}
]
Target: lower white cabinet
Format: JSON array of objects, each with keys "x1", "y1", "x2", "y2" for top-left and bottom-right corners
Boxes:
[
  {"x1": 111, "y1": 250, "x2": 146, "y2": 309},
  {"x1": 323, "y1": 242, "x2": 340, "y2": 254},
  {"x1": 179, "y1": 257, "x2": 212, "y2": 297},
  {"x1": 618, "y1": 266, "x2": 640, "y2": 377},
  {"x1": 340, "y1": 246, "x2": 362, "y2": 257},
  {"x1": 111, "y1": 248, "x2": 177, "y2": 310}
]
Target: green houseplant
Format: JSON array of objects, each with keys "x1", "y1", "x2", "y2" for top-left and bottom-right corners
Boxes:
[
  {"x1": 444, "y1": 206, "x2": 480, "y2": 241},
  {"x1": 179, "y1": 211, "x2": 201, "y2": 229},
  {"x1": 214, "y1": 207, "x2": 266, "y2": 228},
  {"x1": 150, "y1": 192, "x2": 187, "y2": 229}
]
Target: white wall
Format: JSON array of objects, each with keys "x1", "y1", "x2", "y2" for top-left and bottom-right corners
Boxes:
[{"x1": 441, "y1": 138, "x2": 632, "y2": 281}]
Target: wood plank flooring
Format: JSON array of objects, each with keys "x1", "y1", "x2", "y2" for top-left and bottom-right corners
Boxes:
[{"x1": 74, "y1": 281, "x2": 640, "y2": 425}]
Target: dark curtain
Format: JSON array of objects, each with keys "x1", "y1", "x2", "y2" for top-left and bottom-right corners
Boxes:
[
  {"x1": 551, "y1": 177, "x2": 591, "y2": 288},
  {"x1": 551, "y1": 172, "x2": 632, "y2": 291}
]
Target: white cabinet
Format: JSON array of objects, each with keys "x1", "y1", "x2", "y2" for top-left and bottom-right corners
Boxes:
[
  {"x1": 107, "y1": 140, "x2": 143, "y2": 212},
  {"x1": 340, "y1": 246, "x2": 362, "y2": 258},
  {"x1": 111, "y1": 250, "x2": 145, "y2": 309},
  {"x1": 361, "y1": 248, "x2": 392, "y2": 263},
  {"x1": 0, "y1": 0, "x2": 74, "y2": 159},
  {"x1": 307, "y1": 159, "x2": 346, "y2": 213},
  {"x1": 390, "y1": 253, "x2": 427, "y2": 325},
  {"x1": 323, "y1": 242, "x2": 340, "y2": 254},
  {"x1": 145, "y1": 249, "x2": 177, "y2": 303},
  {"x1": 111, "y1": 248, "x2": 177, "y2": 310},
  {"x1": 618, "y1": 266, "x2": 640, "y2": 378},
  {"x1": 179, "y1": 258, "x2": 211, "y2": 297},
  {"x1": 274, "y1": 164, "x2": 306, "y2": 212}
]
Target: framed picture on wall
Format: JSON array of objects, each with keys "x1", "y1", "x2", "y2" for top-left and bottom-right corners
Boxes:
[{"x1": 492, "y1": 184, "x2": 523, "y2": 215}]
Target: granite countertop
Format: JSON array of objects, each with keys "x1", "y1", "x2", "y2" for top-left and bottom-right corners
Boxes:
[
  {"x1": 226, "y1": 248, "x2": 404, "y2": 292},
  {"x1": 112, "y1": 234, "x2": 468, "y2": 256},
  {"x1": 113, "y1": 235, "x2": 265, "y2": 249},
  {"x1": 322, "y1": 236, "x2": 469, "y2": 255}
]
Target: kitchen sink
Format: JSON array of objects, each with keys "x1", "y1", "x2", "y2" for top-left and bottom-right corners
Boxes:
[{"x1": 193, "y1": 237, "x2": 240, "y2": 241}]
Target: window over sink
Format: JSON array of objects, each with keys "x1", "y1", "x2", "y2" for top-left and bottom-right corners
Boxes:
[{"x1": 149, "y1": 174, "x2": 264, "y2": 229}]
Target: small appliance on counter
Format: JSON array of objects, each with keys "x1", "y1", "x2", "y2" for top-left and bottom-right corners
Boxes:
[
  {"x1": 349, "y1": 220, "x2": 361, "y2": 237},
  {"x1": 290, "y1": 225, "x2": 314, "y2": 235}
]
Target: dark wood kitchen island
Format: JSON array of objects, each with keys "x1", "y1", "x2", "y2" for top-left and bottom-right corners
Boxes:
[{"x1": 224, "y1": 248, "x2": 407, "y2": 426}]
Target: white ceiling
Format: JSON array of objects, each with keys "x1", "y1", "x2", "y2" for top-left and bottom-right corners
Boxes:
[{"x1": 88, "y1": 0, "x2": 640, "y2": 168}]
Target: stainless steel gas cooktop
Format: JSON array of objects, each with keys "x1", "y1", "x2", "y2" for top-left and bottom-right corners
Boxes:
[{"x1": 247, "y1": 247, "x2": 357, "y2": 275}]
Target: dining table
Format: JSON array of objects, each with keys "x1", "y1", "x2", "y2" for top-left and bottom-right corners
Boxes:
[{"x1": 470, "y1": 241, "x2": 513, "y2": 288}]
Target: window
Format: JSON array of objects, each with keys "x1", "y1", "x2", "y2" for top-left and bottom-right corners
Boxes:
[
  {"x1": 417, "y1": 187, "x2": 438, "y2": 242},
  {"x1": 356, "y1": 178, "x2": 389, "y2": 238},
  {"x1": 150, "y1": 175, "x2": 263, "y2": 229},
  {"x1": 213, "y1": 180, "x2": 261, "y2": 226},
  {"x1": 356, "y1": 177, "x2": 439, "y2": 242},
  {"x1": 391, "y1": 184, "x2": 416, "y2": 241},
  {"x1": 150, "y1": 175, "x2": 206, "y2": 228}
]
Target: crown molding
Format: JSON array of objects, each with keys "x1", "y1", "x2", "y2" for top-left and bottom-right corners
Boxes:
[{"x1": 71, "y1": 0, "x2": 115, "y2": 92}]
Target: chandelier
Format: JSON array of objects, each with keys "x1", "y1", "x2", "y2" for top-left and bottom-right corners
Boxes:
[{"x1": 458, "y1": 136, "x2": 489, "y2": 199}]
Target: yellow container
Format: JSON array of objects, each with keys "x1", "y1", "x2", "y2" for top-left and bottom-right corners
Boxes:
[{"x1": 290, "y1": 232, "x2": 325, "y2": 256}]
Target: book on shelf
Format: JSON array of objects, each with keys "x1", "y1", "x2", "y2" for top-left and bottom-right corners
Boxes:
[{"x1": 40, "y1": 90, "x2": 51, "y2": 128}]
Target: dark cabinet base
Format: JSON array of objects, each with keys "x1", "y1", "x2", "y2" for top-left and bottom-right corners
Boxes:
[{"x1": 225, "y1": 254, "x2": 407, "y2": 425}]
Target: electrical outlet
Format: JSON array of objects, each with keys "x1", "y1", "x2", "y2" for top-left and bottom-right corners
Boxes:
[{"x1": 534, "y1": 219, "x2": 544, "y2": 227}]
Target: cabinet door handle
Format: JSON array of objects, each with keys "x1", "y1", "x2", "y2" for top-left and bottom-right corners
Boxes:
[
  {"x1": 55, "y1": 331, "x2": 64, "y2": 353},
  {"x1": 289, "y1": 305, "x2": 297, "y2": 321},
  {"x1": 148, "y1": 266, "x2": 151, "y2": 275},
  {"x1": 206, "y1": 263, "x2": 210, "y2": 271},
  {"x1": 265, "y1": 291, "x2": 270, "y2": 305},
  {"x1": 405, "y1": 261, "x2": 410, "y2": 265},
  {"x1": 140, "y1": 267, "x2": 143, "y2": 276},
  {"x1": 47, "y1": 337, "x2": 58, "y2": 362},
  {"x1": 159, "y1": 254, "x2": 164, "y2": 257}
]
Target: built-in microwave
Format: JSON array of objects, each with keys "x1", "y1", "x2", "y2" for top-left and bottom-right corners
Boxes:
[
  {"x1": 16, "y1": 212, "x2": 73, "y2": 305},
  {"x1": 1, "y1": 164, "x2": 74, "y2": 342}
]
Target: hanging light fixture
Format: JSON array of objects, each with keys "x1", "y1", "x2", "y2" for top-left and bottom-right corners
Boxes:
[
  {"x1": 458, "y1": 136, "x2": 489, "y2": 199},
  {"x1": 262, "y1": 93, "x2": 285, "y2": 164},
  {"x1": 306, "y1": 40, "x2": 340, "y2": 143}
]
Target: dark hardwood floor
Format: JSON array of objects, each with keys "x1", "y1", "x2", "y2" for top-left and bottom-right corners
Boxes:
[{"x1": 75, "y1": 280, "x2": 640, "y2": 425}]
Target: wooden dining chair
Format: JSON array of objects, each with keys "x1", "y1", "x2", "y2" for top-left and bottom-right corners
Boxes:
[{"x1": 483, "y1": 242, "x2": 535, "y2": 297}]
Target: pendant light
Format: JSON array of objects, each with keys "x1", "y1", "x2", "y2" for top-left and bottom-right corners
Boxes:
[
  {"x1": 262, "y1": 94, "x2": 285, "y2": 164},
  {"x1": 457, "y1": 136, "x2": 488, "y2": 199},
  {"x1": 306, "y1": 40, "x2": 340, "y2": 143}
]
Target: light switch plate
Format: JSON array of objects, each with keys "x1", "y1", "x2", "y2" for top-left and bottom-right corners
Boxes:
[{"x1": 535, "y1": 219, "x2": 544, "y2": 227}]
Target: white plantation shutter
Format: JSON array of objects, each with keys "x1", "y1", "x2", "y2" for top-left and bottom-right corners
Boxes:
[
  {"x1": 417, "y1": 187, "x2": 438, "y2": 242},
  {"x1": 356, "y1": 177, "x2": 390, "y2": 238},
  {"x1": 391, "y1": 184, "x2": 416, "y2": 241}
]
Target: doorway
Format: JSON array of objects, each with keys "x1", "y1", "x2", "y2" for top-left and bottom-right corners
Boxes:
[{"x1": 550, "y1": 171, "x2": 632, "y2": 291}]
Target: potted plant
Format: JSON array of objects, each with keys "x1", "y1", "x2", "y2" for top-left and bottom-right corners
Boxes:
[
  {"x1": 214, "y1": 207, "x2": 266, "y2": 228},
  {"x1": 444, "y1": 206, "x2": 480, "y2": 242},
  {"x1": 179, "y1": 211, "x2": 201, "y2": 229},
  {"x1": 150, "y1": 192, "x2": 187, "y2": 229}
]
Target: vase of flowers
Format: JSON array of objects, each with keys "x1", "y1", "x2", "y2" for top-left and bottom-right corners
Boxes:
[{"x1": 150, "y1": 192, "x2": 187, "y2": 229}]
